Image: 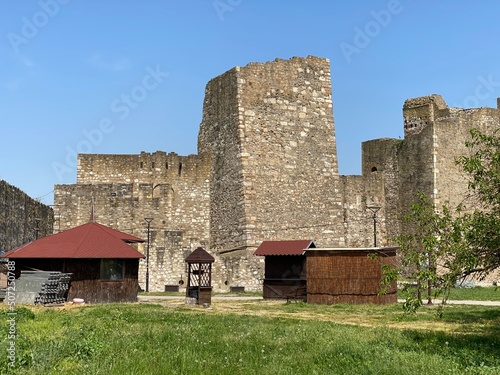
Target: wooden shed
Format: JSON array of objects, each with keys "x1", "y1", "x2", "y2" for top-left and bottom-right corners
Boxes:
[
  {"x1": 306, "y1": 247, "x2": 398, "y2": 304},
  {"x1": 1, "y1": 222, "x2": 145, "y2": 303},
  {"x1": 254, "y1": 240, "x2": 316, "y2": 300}
]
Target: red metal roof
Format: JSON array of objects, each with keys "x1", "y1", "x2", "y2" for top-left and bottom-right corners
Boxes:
[
  {"x1": 2, "y1": 222, "x2": 145, "y2": 259},
  {"x1": 254, "y1": 240, "x2": 316, "y2": 256}
]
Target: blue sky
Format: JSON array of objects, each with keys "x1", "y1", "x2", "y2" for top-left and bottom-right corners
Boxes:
[{"x1": 2, "y1": 0, "x2": 500, "y2": 206}]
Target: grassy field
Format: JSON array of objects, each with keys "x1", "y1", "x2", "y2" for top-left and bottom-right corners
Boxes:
[
  {"x1": 142, "y1": 286, "x2": 500, "y2": 301},
  {"x1": 446, "y1": 286, "x2": 499, "y2": 301},
  {"x1": 1, "y1": 300, "x2": 499, "y2": 375}
]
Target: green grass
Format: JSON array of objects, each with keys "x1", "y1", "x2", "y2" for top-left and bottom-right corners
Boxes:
[
  {"x1": 446, "y1": 287, "x2": 499, "y2": 301},
  {"x1": 398, "y1": 286, "x2": 499, "y2": 301},
  {"x1": 1, "y1": 302, "x2": 499, "y2": 375}
]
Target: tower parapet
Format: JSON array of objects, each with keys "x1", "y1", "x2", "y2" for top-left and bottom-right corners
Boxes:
[{"x1": 403, "y1": 94, "x2": 448, "y2": 137}]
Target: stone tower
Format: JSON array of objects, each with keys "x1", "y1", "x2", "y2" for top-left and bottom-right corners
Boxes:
[{"x1": 198, "y1": 56, "x2": 346, "y2": 258}]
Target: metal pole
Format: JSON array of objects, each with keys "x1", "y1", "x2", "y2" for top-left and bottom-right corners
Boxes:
[
  {"x1": 373, "y1": 212, "x2": 377, "y2": 247},
  {"x1": 366, "y1": 206, "x2": 381, "y2": 248},
  {"x1": 144, "y1": 217, "x2": 153, "y2": 292}
]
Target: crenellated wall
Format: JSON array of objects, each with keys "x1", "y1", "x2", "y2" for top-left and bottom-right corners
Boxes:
[
  {"x1": 54, "y1": 151, "x2": 211, "y2": 291},
  {"x1": 51, "y1": 58, "x2": 500, "y2": 292}
]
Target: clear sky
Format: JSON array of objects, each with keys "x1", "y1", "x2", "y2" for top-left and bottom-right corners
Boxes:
[{"x1": 2, "y1": 0, "x2": 500, "y2": 206}]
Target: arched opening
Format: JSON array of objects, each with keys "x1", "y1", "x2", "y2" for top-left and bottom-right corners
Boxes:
[{"x1": 371, "y1": 166, "x2": 378, "y2": 172}]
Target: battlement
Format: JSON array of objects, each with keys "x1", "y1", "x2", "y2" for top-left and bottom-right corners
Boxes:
[
  {"x1": 403, "y1": 94, "x2": 500, "y2": 137},
  {"x1": 77, "y1": 151, "x2": 211, "y2": 185},
  {"x1": 403, "y1": 94, "x2": 449, "y2": 137}
]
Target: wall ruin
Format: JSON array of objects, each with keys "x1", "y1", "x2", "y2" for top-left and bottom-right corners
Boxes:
[{"x1": 52, "y1": 57, "x2": 500, "y2": 291}]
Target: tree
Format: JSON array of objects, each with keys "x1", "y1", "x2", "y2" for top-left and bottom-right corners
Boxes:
[
  {"x1": 456, "y1": 128, "x2": 500, "y2": 279},
  {"x1": 396, "y1": 193, "x2": 466, "y2": 310},
  {"x1": 396, "y1": 128, "x2": 500, "y2": 310}
]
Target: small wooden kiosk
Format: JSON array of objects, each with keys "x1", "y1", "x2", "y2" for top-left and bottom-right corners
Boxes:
[
  {"x1": 254, "y1": 240, "x2": 316, "y2": 300},
  {"x1": 185, "y1": 247, "x2": 215, "y2": 305},
  {"x1": 306, "y1": 247, "x2": 398, "y2": 304}
]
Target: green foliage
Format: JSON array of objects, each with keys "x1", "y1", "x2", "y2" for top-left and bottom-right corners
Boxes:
[
  {"x1": 396, "y1": 128, "x2": 500, "y2": 312},
  {"x1": 395, "y1": 193, "x2": 460, "y2": 309},
  {"x1": 455, "y1": 128, "x2": 500, "y2": 278}
]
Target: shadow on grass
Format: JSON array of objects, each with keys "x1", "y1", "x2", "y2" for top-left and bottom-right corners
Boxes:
[
  {"x1": 402, "y1": 307, "x2": 500, "y2": 368},
  {"x1": 403, "y1": 329, "x2": 499, "y2": 368}
]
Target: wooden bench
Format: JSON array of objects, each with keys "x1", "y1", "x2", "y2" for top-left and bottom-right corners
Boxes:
[{"x1": 286, "y1": 285, "x2": 307, "y2": 303}]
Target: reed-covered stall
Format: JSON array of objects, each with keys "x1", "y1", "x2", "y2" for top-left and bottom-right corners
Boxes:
[{"x1": 306, "y1": 247, "x2": 397, "y2": 304}]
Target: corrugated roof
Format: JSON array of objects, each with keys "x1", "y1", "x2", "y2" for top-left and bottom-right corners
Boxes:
[
  {"x1": 185, "y1": 247, "x2": 215, "y2": 263},
  {"x1": 254, "y1": 240, "x2": 316, "y2": 256},
  {"x1": 1, "y1": 222, "x2": 145, "y2": 259}
]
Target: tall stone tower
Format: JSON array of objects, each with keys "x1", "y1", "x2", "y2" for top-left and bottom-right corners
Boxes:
[{"x1": 198, "y1": 56, "x2": 345, "y2": 259}]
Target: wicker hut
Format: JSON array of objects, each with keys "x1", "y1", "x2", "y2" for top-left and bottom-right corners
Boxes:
[
  {"x1": 1, "y1": 222, "x2": 145, "y2": 303},
  {"x1": 254, "y1": 240, "x2": 316, "y2": 300},
  {"x1": 305, "y1": 247, "x2": 398, "y2": 304}
]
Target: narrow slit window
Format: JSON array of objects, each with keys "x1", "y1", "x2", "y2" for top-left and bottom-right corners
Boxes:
[{"x1": 178, "y1": 163, "x2": 182, "y2": 176}]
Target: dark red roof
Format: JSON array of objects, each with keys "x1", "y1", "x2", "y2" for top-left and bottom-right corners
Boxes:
[
  {"x1": 2, "y1": 222, "x2": 145, "y2": 259},
  {"x1": 185, "y1": 247, "x2": 215, "y2": 263},
  {"x1": 254, "y1": 240, "x2": 316, "y2": 256}
]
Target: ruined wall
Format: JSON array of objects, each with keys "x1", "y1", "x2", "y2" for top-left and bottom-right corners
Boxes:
[
  {"x1": 198, "y1": 56, "x2": 346, "y2": 290},
  {"x1": 340, "y1": 174, "x2": 386, "y2": 248},
  {"x1": 52, "y1": 57, "x2": 500, "y2": 292},
  {"x1": 361, "y1": 138, "x2": 402, "y2": 245},
  {"x1": 362, "y1": 95, "x2": 500, "y2": 283},
  {"x1": 0, "y1": 180, "x2": 53, "y2": 251},
  {"x1": 198, "y1": 67, "x2": 247, "y2": 253},
  {"x1": 433, "y1": 107, "x2": 500, "y2": 209},
  {"x1": 199, "y1": 56, "x2": 345, "y2": 251},
  {"x1": 398, "y1": 96, "x2": 500, "y2": 218},
  {"x1": 54, "y1": 151, "x2": 211, "y2": 291}
]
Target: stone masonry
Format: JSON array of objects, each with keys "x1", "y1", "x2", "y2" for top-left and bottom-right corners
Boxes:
[
  {"x1": 0, "y1": 179, "x2": 53, "y2": 252},
  {"x1": 53, "y1": 57, "x2": 500, "y2": 291}
]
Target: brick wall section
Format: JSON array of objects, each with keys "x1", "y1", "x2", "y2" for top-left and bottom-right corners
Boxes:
[{"x1": 0, "y1": 180, "x2": 53, "y2": 251}]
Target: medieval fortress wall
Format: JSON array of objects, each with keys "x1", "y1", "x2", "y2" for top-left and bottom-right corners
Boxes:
[
  {"x1": 54, "y1": 151, "x2": 211, "y2": 289},
  {"x1": 53, "y1": 56, "x2": 500, "y2": 291},
  {"x1": 0, "y1": 179, "x2": 53, "y2": 252}
]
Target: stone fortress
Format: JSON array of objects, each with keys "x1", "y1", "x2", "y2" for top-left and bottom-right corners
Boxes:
[{"x1": 53, "y1": 56, "x2": 500, "y2": 292}]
